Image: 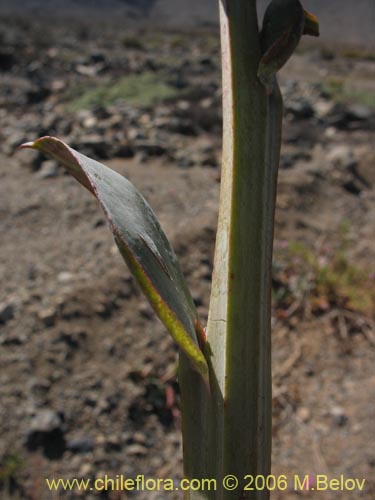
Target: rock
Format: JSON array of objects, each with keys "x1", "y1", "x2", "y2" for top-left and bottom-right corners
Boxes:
[
  {"x1": 113, "y1": 142, "x2": 135, "y2": 158},
  {"x1": 54, "y1": 330, "x2": 87, "y2": 349},
  {"x1": 354, "y1": 149, "x2": 375, "y2": 188},
  {"x1": 346, "y1": 104, "x2": 373, "y2": 121},
  {"x1": 129, "y1": 431, "x2": 147, "y2": 445},
  {"x1": 314, "y1": 99, "x2": 334, "y2": 119},
  {"x1": 191, "y1": 148, "x2": 218, "y2": 168},
  {"x1": 285, "y1": 99, "x2": 315, "y2": 120},
  {"x1": 280, "y1": 154, "x2": 295, "y2": 169},
  {"x1": 327, "y1": 145, "x2": 353, "y2": 167},
  {"x1": 176, "y1": 155, "x2": 195, "y2": 168},
  {"x1": 84, "y1": 391, "x2": 99, "y2": 407},
  {"x1": 0, "y1": 301, "x2": 15, "y2": 324},
  {"x1": 18, "y1": 149, "x2": 44, "y2": 172},
  {"x1": 26, "y1": 86, "x2": 51, "y2": 104},
  {"x1": 89, "y1": 51, "x2": 106, "y2": 64},
  {"x1": 92, "y1": 106, "x2": 112, "y2": 120},
  {"x1": 75, "y1": 64, "x2": 103, "y2": 76},
  {"x1": 136, "y1": 141, "x2": 167, "y2": 157},
  {"x1": 95, "y1": 395, "x2": 118, "y2": 415},
  {"x1": 128, "y1": 127, "x2": 145, "y2": 141},
  {"x1": 4, "y1": 131, "x2": 27, "y2": 155},
  {"x1": 279, "y1": 151, "x2": 312, "y2": 169},
  {"x1": 51, "y1": 79, "x2": 66, "y2": 92},
  {"x1": 25, "y1": 409, "x2": 66, "y2": 459},
  {"x1": 192, "y1": 293, "x2": 204, "y2": 307},
  {"x1": 104, "y1": 435, "x2": 122, "y2": 452},
  {"x1": 67, "y1": 437, "x2": 95, "y2": 453},
  {"x1": 0, "y1": 50, "x2": 16, "y2": 70},
  {"x1": 326, "y1": 103, "x2": 373, "y2": 130},
  {"x1": 154, "y1": 117, "x2": 197, "y2": 136},
  {"x1": 79, "y1": 463, "x2": 93, "y2": 477},
  {"x1": 30, "y1": 410, "x2": 62, "y2": 431},
  {"x1": 296, "y1": 407, "x2": 311, "y2": 422},
  {"x1": 126, "y1": 444, "x2": 148, "y2": 457},
  {"x1": 29, "y1": 378, "x2": 52, "y2": 397},
  {"x1": 342, "y1": 179, "x2": 363, "y2": 195},
  {"x1": 329, "y1": 406, "x2": 348, "y2": 426},
  {"x1": 82, "y1": 115, "x2": 98, "y2": 129},
  {"x1": 78, "y1": 134, "x2": 110, "y2": 159},
  {"x1": 36, "y1": 160, "x2": 59, "y2": 179},
  {"x1": 139, "y1": 302, "x2": 154, "y2": 320},
  {"x1": 283, "y1": 123, "x2": 318, "y2": 147},
  {"x1": 37, "y1": 308, "x2": 57, "y2": 327},
  {"x1": 93, "y1": 217, "x2": 105, "y2": 228},
  {"x1": 0, "y1": 332, "x2": 27, "y2": 345},
  {"x1": 199, "y1": 57, "x2": 216, "y2": 69},
  {"x1": 57, "y1": 271, "x2": 74, "y2": 283},
  {"x1": 200, "y1": 154, "x2": 218, "y2": 167}
]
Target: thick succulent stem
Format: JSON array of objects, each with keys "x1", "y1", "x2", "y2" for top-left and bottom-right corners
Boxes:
[{"x1": 179, "y1": 0, "x2": 283, "y2": 499}]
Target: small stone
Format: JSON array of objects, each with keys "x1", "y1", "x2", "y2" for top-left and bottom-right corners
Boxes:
[
  {"x1": 200, "y1": 152, "x2": 218, "y2": 168},
  {"x1": 18, "y1": 149, "x2": 44, "y2": 171},
  {"x1": 327, "y1": 103, "x2": 373, "y2": 130},
  {"x1": 104, "y1": 435, "x2": 122, "y2": 452},
  {"x1": 128, "y1": 127, "x2": 144, "y2": 141},
  {"x1": 0, "y1": 50, "x2": 16, "y2": 70},
  {"x1": 192, "y1": 293, "x2": 204, "y2": 307},
  {"x1": 0, "y1": 302, "x2": 15, "y2": 324},
  {"x1": 280, "y1": 154, "x2": 295, "y2": 169},
  {"x1": 286, "y1": 99, "x2": 314, "y2": 120},
  {"x1": 132, "y1": 431, "x2": 147, "y2": 444},
  {"x1": 113, "y1": 142, "x2": 135, "y2": 158},
  {"x1": 57, "y1": 271, "x2": 74, "y2": 283},
  {"x1": 92, "y1": 106, "x2": 111, "y2": 120},
  {"x1": 37, "y1": 308, "x2": 57, "y2": 327},
  {"x1": 314, "y1": 99, "x2": 334, "y2": 118},
  {"x1": 296, "y1": 407, "x2": 311, "y2": 422},
  {"x1": 28, "y1": 409, "x2": 62, "y2": 433},
  {"x1": 82, "y1": 116, "x2": 98, "y2": 129},
  {"x1": 37, "y1": 160, "x2": 59, "y2": 179},
  {"x1": 96, "y1": 434, "x2": 106, "y2": 446},
  {"x1": 139, "y1": 302, "x2": 154, "y2": 320},
  {"x1": 136, "y1": 142, "x2": 167, "y2": 157},
  {"x1": 26, "y1": 409, "x2": 66, "y2": 458},
  {"x1": 126, "y1": 444, "x2": 148, "y2": 457},
  {"x1": 4, "y1": 132, "x2": 27, "y2": 155},
  {"x1": 79, "y1": 463, "x2": 93, "y2": 477},
  {"x1": 95, "y1": 395, "x2": 117, "y2": 414},
  {"x1": 176, "y1": 156, "x2": 194, "y2": 168},
  {"x1": 89, "y1": 51, "x2": 106, "y2": 64},
  {"x1": 51, "y1": 79, "x2": 66, "y2": 92},
  {"x1": 75, "y1": 64, "x2": 100, "y2": 77},
  {"x1": 354, "y1": 152, "x2": 374, "y2": 189},
  {"x1": 327, "y1": 145, "x2": 353, "y2": 167},
  {"x1": 67, "y1": 437, "x2": 95, "y2": 454},
  {"x1": 342, "y1": 179, "x2": 363, "y2": 195},
  {"x1": 26, "y1": 86, "x2": 51, "y2": 104},
  {"x1": 330, "y1": 406, "x2": 348, "y2": 426},
  {"x1": 79, "y1": 134, "x2": 110, "y2": 159},
  {"x1": 346, "y1": 104, "x2": 372, "y2": 122}
]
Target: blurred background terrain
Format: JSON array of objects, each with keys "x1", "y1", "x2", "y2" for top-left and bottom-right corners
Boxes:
[
  {"x1": 0, "y1": 0, "x2": 374, "y2": 499},
  {"x1": 0, "y1": 0, "x2": 374, "y2": 46}
]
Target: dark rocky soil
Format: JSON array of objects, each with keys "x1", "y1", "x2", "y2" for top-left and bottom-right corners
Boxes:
[{"x1": 0, "y1": 14, "x2": 374, "y2": 500}]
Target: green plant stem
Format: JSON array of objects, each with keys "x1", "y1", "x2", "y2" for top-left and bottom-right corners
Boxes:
[{"x1": 179, "y1": 0, "x2": 283, "y2": 498}]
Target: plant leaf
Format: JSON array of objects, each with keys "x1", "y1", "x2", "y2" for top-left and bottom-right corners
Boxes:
[{"x1": 21, "y1": 136, "x2": 208, "y2": 379}]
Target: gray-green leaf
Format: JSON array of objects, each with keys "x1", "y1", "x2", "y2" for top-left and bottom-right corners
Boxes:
[{"x1": 21, "y1": 136, "x2": 208, "y2": 380}]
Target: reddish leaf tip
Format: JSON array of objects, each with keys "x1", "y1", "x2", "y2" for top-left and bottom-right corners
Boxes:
[
  {"x1": 19, "y1": 136, "x2": 56, "y2": 151},
  {"x1": 19, "y1": 141, "x2": 35, "y2": 149}
]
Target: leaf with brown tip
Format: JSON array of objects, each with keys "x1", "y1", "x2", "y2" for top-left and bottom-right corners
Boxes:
[{"x1": 21, "y1": 136, "x2": 208, "y2": 380}]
